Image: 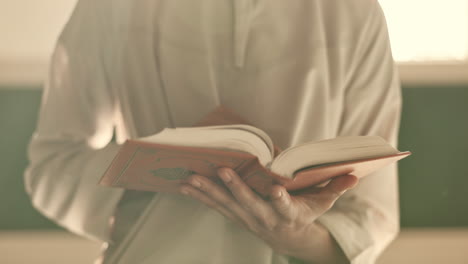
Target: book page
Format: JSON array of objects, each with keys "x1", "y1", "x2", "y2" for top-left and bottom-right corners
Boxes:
[
  {"x1": 270, "y1": 136, "x2": 400, "y2": 177},
  {"x1": 192, "y1": 124, "x2": 275, "y2": 155},
  {"x1": 140, "y1": 126, "x2": 273, "y2": 166}
]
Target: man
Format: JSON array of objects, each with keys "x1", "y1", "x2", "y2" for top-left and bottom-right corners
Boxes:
[{"x1": 25, "y1": 0, "x2": 401, "y2": 263}]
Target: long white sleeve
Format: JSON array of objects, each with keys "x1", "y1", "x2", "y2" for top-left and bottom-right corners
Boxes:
[
  {"x1": 317, "y1": 3, "x2": 402, "y2": 263},
  {"x1": 24, "y1": 0, "x2": 124, "y2": 242}
]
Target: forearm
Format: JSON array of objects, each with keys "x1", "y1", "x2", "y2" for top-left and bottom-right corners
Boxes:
[
  {"x1": 287, "y1": 222, "x2": 349, "y2": 264},
  {"x1": 25, "y1": 141, "x2": 124, "y2": 241}
]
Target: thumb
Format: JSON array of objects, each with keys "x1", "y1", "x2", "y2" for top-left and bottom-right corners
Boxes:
[{"x1": 320, "y1": 174, "x2": 359, "y2": 201}]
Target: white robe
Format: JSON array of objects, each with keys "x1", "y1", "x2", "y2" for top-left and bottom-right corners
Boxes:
[{"x1": 25, "y1": 0, "x2": 402, "y2": 263}]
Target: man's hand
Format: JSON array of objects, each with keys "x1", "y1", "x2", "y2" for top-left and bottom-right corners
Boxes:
[{"x1": 179, "y1": 168, "x2": 358, "y2": 263}]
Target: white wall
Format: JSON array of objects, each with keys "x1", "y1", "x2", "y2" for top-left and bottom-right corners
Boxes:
[{"x1": 0, "y1": 0, "x2": 77, "y2": 85}]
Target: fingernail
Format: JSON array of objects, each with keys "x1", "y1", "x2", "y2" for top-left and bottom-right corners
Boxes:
[
  {"x1": 273, "y1": 190, "x2": 283, "y2": 199},
  {"x1": 219, "y1": 168, "x2": 232, "y2": 183},
  {"x1": 180, "y1": 188, "x2": 190, "y2": 195},
  {"x1": 191, "y1": 179, "x2": 201, "y2": 188}
]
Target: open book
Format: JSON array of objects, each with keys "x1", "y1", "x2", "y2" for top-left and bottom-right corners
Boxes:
[{"x1": 99, "y1": 124, "x2": 411, "y2": 197}]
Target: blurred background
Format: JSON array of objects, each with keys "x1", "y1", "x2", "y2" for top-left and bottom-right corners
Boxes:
[{"x1": 1, "y1": 0, "x2": 467, "y2": 263}]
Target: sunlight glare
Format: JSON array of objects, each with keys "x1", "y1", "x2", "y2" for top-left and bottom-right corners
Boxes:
[{"x1": 379, "y1": 0, "x2": 468, "y2": 62}]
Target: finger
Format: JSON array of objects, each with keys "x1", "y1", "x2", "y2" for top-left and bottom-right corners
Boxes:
[
  {"x1": 217, "y1": 168, "x2": 279, "y2": 229},
  {"x1": 179, "y1": 184, "x2": 240, "y2": 224},
  {"x1": 270, "y1": 185, "x2": 296, "y2": 222},
  {"x1": 318, "y1": 174, "x2": 359, "y2": 203},
  {"x1": 186, "y1": 175, "x2": 263, "y2": 233}
]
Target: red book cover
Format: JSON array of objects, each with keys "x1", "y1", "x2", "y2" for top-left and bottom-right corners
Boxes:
[{"x1": 99, "y1": 139, "x2": 411, "y2": 197}]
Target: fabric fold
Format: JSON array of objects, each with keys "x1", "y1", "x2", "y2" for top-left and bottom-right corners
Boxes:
[{"x1": 232, "y1": 0, "x2": 253, "y2": 67}]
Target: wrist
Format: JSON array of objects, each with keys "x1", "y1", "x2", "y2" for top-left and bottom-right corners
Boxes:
[{"x1": 286, "y1": 222, "x2": 349, "y2": 264}]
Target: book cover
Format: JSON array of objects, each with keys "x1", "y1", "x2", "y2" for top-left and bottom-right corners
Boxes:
[{"x1": 99, "y1": 139, "x2": 411, "y2": 197}]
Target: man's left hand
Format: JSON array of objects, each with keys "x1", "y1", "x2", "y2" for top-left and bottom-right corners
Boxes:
[{"x1": 179, "y1": 168, "x2": 358, "y2": 260}]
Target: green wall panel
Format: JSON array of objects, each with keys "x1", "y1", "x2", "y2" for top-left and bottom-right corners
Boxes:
[
  {"x1": 398, "y1": 86, "x2": 468, "y2": 227},
  {"x1": 0, "y1": 89, "x2": 60, "y2": 230},
  {"x1": 0, "y1": 86, "x2": 467, "y2": 230}
]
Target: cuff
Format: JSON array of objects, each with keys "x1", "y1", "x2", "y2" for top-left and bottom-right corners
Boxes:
[{"x1": 316, "y1": 196, "x2": 398, "y2": 264}]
